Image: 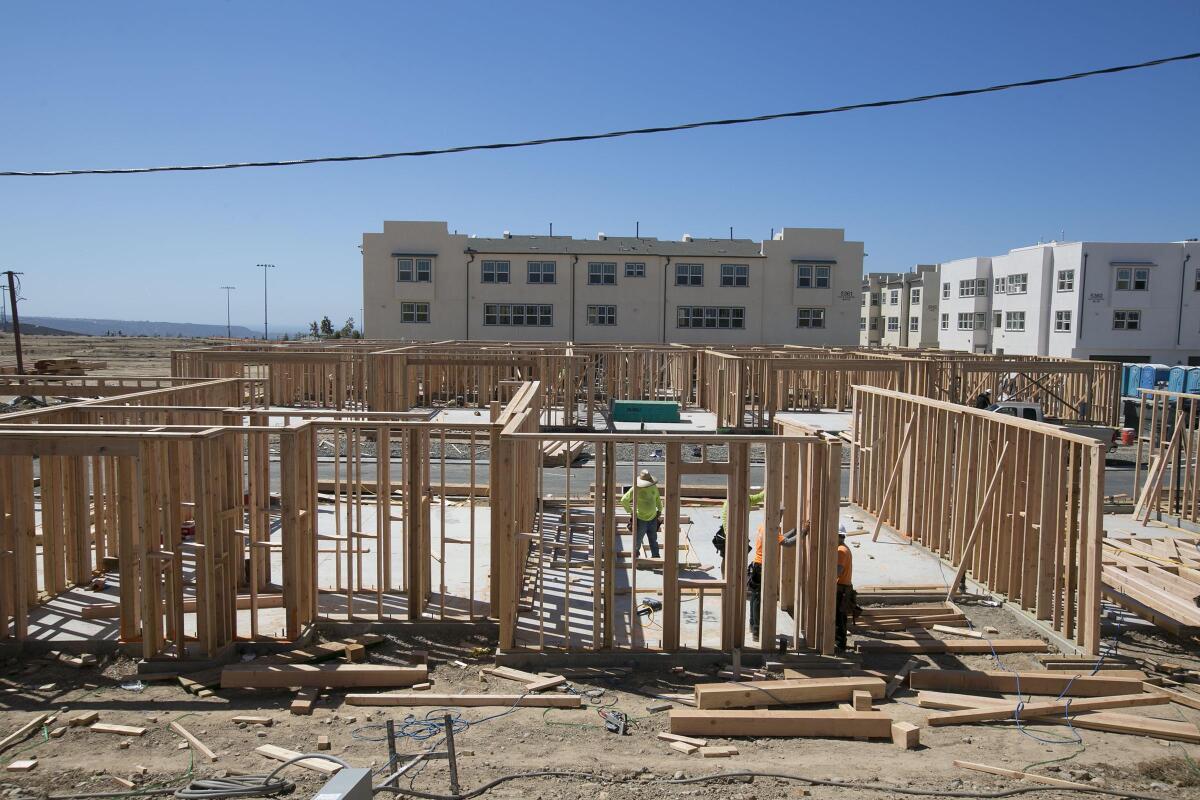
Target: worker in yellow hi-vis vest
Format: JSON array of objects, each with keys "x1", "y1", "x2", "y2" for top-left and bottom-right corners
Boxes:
[{"x1": 620, "y1": 469, "x2": 663, "y2": 560}]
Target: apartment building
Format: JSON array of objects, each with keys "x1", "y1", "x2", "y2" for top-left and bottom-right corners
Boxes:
[
  {"x1": 363, "y1": 221, "x2": 865, "y2": 344},
  {"x1": 860, "y1": 265, "x2": 940, "y2": 348},
  {"x1": 937, "y1": 240, "x2": 1200, "y2": 363}
]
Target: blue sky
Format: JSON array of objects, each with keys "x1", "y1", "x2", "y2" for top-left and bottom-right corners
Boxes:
[{"x1": 1, "y1": 1, "x2": 1197, "y2": 332}]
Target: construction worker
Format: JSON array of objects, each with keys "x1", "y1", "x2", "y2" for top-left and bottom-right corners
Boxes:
[
  {"x1": 836, "y1": 530, "x2": 855, "y2": 652},
  {"x1": 747, "y1": 513, "x2": 799, "y2": 640},
  {"x1": 620, "y1": 469, "x2": 663, "y2": 559},
  {"x1": 712, "y1": 486, "x2": 766, "y2": 568},
  {"x1": 974, "y1": 390, "x2": 991, "y2": 409}
]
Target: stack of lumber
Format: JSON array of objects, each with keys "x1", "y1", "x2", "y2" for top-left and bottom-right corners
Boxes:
[
  {"x1": 668, "y1": 675, "x2": 898, "y2": 740},
  {"x1": 220, "y1": 663, "x2": 427, "y2": 689},
  {"x1": 857, "y1": 628, "x2": 1048, "y2": 655},
  {"x1": 853, "y1": 602, "x2": 969, "y2": 632},
  {"x1": 541, "y1": 439, "x2": 584, "y2": 467},
  {"x1": 1101, "y1": 533, "x2": 1200, "y2": 636},
  {"x1": 32, "y1": 358, "x2": 106, "y2": 375}
]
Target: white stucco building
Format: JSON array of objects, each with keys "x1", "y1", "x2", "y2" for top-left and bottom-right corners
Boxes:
[
  {"x1": 936, "y1": 240, "x2": 1200, "y2": 363},
  {"x1": 363, "y1": 221, "x2": 865, "y2": 345}
]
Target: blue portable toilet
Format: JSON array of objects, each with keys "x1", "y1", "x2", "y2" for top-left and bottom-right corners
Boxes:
[
  {"x1": 1124, "y1": 364, "x2": 1142, "y2": 397},
  {"x1": 1187, "y1": 367, "x2": 1200, "y2": 396},
  {"x1": 1140, "y1": 364, "x2": 1169, "y2": 391},
  {"x1": 1168, "y1": 366, "x2": 1187, "y2": 394}
]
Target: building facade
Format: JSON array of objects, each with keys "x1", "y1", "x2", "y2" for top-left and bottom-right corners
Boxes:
[
  {"x1": 363, "y1": 221, "x2": 865, "y2": 345},
  {"x1": 860, "y1": 265, "x2": 940, "y2": 348},
  {"x1": 937, "y1": 240, "x2": 1200, "y2": 363}
]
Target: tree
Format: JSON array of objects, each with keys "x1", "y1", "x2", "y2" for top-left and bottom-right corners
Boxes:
[
  {"x1": 309, "y1": 321, "x2": 319, "y2": 337},
  {"x1": 340, "y1": 317, "x2": 356, "y2": 338},
  {"x1": 319, "y1": 316, "x2": 334, "y2": 337}
]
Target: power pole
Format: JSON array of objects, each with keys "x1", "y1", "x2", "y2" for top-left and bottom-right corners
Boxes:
[
  {"x1": 3, "y1": 271, "x2": 24, "y2": 374},
  {"x1": 220, "y1": 285, "x2": 236, "y2": 339},
  {"x1": 256, "y1": 264, "x2": 275, "y2": 340},
  {"x1": 0, "y1": 286, "x2": 7, "y2": 327}
]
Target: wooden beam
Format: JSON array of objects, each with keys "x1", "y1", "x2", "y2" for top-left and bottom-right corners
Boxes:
[
  {"x1": 693, "y1": 677, "x2": 885, "y2": 710},
  {"x1": 344, "y1": 693, "x2": 582, "y2": 708},
  {"x1": 220, "y1": 663, "x2": 428, "y2": 689},
  {"x1": 909, "y1": 669, "x2": 1144, "y2": 697},
  {"x1": 670, "y1": 709, "x2": 893, "y2": 739},
  {"x1": 926, "y1": 692, "x2": 1168, "y2": 725}
]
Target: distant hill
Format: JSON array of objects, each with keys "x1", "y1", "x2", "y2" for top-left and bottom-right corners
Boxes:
[
  {"x1": 18, "y1": 316, "x2": 259, "y2": 339},
  {"x1": 0, "y1": 320, "x2": 78, "y2": 336}
]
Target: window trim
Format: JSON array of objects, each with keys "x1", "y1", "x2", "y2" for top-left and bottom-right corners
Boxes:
[
  {"x1": 624, "y1": 261, "x2": 646, "y2": 278},
  {"x1": 400, "y1": 302, "x2": 430, "y2": 323},
  {"x1": 1056, "y1": 269, "x2": 1075, "y2": 292},
  {"x1": 796, "y1": 264, "x2": 831, "y2": 289},
  {"x1": 1004, "y1": 310, "x2": 1026, "y2": 332},
  {"x1": 586, "y1": 304, "x2": 617, "y2": 326},
  {"x1": 483, "y1": 303, "x2": 554, "y2": 327},
  {"x1": 720, "y1": 263, "x2": 750, "y2": 288},
  {"x1": 1054, "y1": 309, "x2": 1072, "y2": 332},
  {"x1": 675, "y1": 263, "x2": 704, "y2": 287},
  {"x1": 676, "y1": 305, "x2": 746, "y2": 329},
  {"x1": 796, "y1": 307, "x2": 826, "y2": 329},
  {"x1": 587, "y1": 261, "x2": 617, "y2": 286},
  {"x1": 396, "y1": 256, "x2": 433, "y2": 283},
  {"x1": 908, "y1": 315, "x2": 919, "y2": 332},
  {"x1": 1113, "y1": 309, "x2": 1142, "y2": 330}
]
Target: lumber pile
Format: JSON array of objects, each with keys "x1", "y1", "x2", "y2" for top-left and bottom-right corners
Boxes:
[
  {"x1": 33, "y1": 358, "x2": 107, "y2": 375},
  {"x1": 1101, "y1": 534, "x2": 1200, "y2": 636},
  {"x1": 670, "y1": 709, "x2": 893, "y2": 739},
  {"x1": 853, "y1": 602, "x2": 969, "y2": 632}
]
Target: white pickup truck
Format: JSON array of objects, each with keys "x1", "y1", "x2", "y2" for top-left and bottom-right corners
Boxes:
[{"x1": 987, "y1": 401, "x2": 1118, "y2": 447}]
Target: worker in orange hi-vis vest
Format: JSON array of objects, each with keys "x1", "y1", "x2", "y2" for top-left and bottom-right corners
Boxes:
[
  {"x1": 746, "y1": 513, "x2": 800, "y2": 641},
  {"x1": 836, "y1": 529, "x2": 857, "y2": 653}
]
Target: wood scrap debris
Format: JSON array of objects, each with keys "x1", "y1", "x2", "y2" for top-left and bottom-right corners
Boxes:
[
  {"x1": 90, "y1": 723, "x2": 146, "y2": 736},
  {"x1": 256, "y1": 744, "x2": 342, "y2": 775},
  {"x1": 170, "y1": 720, "x2": 218, "y2": 762}
]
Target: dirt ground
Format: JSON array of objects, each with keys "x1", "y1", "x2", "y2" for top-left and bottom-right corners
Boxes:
[
  {"x1": 0, "y1": 334, "x2": 222, "y2": 377},
  {"x1": 3, "y1": 601, "x2": 1199, "y2": 800}
]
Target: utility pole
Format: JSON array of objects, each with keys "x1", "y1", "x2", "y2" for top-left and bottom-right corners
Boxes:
[
  {"x1": 0, "y1": 286, "x2": 7, "y2": 327},
  {"x1": 256, "y1": 264, "x2": 275, "y2": 340},
  {"x1": 3, "y1": 271, "x2": 24, "y2": 373},
  {"x1": 220, "y1": 285, "x2": 236, "y2": 339}
]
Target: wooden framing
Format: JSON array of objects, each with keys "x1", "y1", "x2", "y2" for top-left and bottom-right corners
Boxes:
[{"x1": 849, "y1": 385, "x2": 1105, "y2": 654}]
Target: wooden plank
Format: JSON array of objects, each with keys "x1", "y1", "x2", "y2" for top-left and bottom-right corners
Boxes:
[
  {"x1": 698, "y1": 746, "x2": 739, "y2": 758},
  {"x1": 1150, "y1": 684, "x2": 1200, "y2": 712},
  {"x1": 694, "y1": 677, "x2": 886, "y2": 710},
  {"x1": 524, "y1": 675, "x2": 566, "y2": 693},
  {"x1": 909, "y1": 669, "x2": 1144, "y2": 697},
  {"x1": 656, "y1": 732, "x2": 707, "y2": 747},
  {"x1": 930, "y1": 624, "x2": 984, "y2": 639},
  {"x1": 669, "y1": 741, "x2": 698, "y2": 755},
  {"x1": 343, "y1": 693, "x2": 582, "y2": 708},
  {"x1": 221, "y1": 663, "x2": 427, "y2": 689},
  {"x1": 230, "y1": 716, "x2": 274, "y2": 726},
  {"x1": 90, "y1": 723, "x2": 146, "y2": 736},
  {"x1": 852, "y1": 690, "x2": 873, "y2": 711},
  {"x1": 926, "y1": 692, "x2": 1168, "y2": 725},
  {"x1": 255, "y1": 744, "x2": 342, "y2": 776},
  {"x1": 670, "y1": 709, "x2": 894, "y2": 738},
  {"x1": 169, "y1": 720, "x2": 218, "y2": 762},
  {"x1": 0, "y1": 714, "x2": 50, "y2": 754},
  {"x1": 955, "y1": 761, "x2": 1097, "y2": 791},
  {"x1": 5, "y1": 759, "x2": 37, "y2": 772}
]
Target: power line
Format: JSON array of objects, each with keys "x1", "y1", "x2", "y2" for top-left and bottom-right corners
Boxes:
[{"x1": 3, "y1": 50, "x2": 1198, "y2": 177}]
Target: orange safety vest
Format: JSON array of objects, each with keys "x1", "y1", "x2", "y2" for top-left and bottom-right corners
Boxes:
[
  {"x1": 837, "y1": 543, "x2": 853, "y2": 585},
  {"x1": 753, "y1": 524, "x2": 785, "y2": 565}
]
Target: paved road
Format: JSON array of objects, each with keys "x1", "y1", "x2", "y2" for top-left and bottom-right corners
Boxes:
[{"x1": 309, "y1": 457, "x2": 1138, "y2": 499}]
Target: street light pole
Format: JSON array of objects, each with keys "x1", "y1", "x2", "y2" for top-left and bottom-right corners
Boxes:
[
  {"x1": 256, "y1": 264, "x2": 275, "y2": 340},
  {"x1": 220, "y1": 286, "x2": 236, "y2": 339}
]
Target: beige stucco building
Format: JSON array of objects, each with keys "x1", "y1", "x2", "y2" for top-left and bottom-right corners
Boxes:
[
  {"x1": 363, "y1": 221, "x2": 864, "y2": 344},
  {"x1": 859, "y1": 265, "x2": 940, "y2": 348}
]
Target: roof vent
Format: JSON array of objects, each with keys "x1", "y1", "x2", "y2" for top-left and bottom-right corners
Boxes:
[
  {"x1": 502, "y1": 230, "x2": 512, "y2": 239},
  {"x1": 682, "y1": 234, "x2": 694, "y2": 242},
  {"x1": 597, "y1": 232, "x2": 607, "y2": 240}
]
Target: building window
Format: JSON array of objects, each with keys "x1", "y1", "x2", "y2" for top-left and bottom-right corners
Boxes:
[
  {"x1": 588, "y1": 262, "x2": 617, "y2": 285},
  {"x1": 994, "y1": 277, "x2": 1006, "y2": 295},
  {"x1": 624, "y1": 262, "x2": 646, "y2": 278},
  {"x1": 910, "y1": 287, "x2": 921, "y2": 305},
  {"x1": 993, "y1": 311, "x2": 1002, "y2": 329},
  {"x1": 977, "y1": 279, "x2": 988, "y2": 296},
  {"x1": 942, "y1": 282, "x2": 951, "y2": 299},
  {"x1": 888, "y1": 289, "x2": 900, "y2": 305},
  {"x1": 1006, "y1": 273, "x2": 1028, "y2": 294},
  {"x1": 796, "y1": 264, "x2": 830, "y2": 288},
  {"x1": 675, "y1": 263, "x2": 704, "y2": 286},
  {"x1": 1054, "y1": 310, "x2": 1072, "y2": 332},
  {"x1": 940, "y1": 313, "x2": 949, "y2": 330},
  {"x1": 958, "y1": 279, "x2": 976, "y2": 298},
  {"x1": 720, "y1": 263, "x2": 749, "y2": 287},
  {"x1": 797, "y1": 308, "x2": 826, "y2": 329},
  {"x1": 1115, "y1": 267, "x2": 1149, "y2": 291},
  {"x1": 586, "y1": 304, "x2": 617, "y2": 326},
  {"x1": 957, "y1": 312, "x2": 974, "y2": 331},
  {"x1": 859, "y1": 317, "x2": 866, "y2": 331},
  {"x1": 481, "y1": 260, "x2": 510, "y2": 283},
  {"x1": 1194, "y1": 267, "x2": 1200, "y2": 291},
  {"x1": 886, "y1": 316, "x2": 899, "y2": 332},
  {"x1": 975, "y1": 311, "x2": 986, "y2": 329},
  {"x1": 527, "y1": 261, "x2": 556, "y2": 284},
  {"x1": 1113, "y1": 310, "x2": 1141, "y2": 330},
  {"x1": 677, "y1": 306, "x2": 745, "y2": 329},
  {"x1": 1004, "y1": 311, "x2": 1026, "y2": 332},
  {"x1": 1057, "y1": 269, "x2": 1075, "y2": 291},
  {"x1": 870, "y1": 317, "x2": 879, "y2": 330},
  {"x1": 396, "y1": 257, "x2": 432, "y2": 283},
  {"x1": 871, "y1": 293, "x2": 880, "y2": 306},
  {"x1": 400, "y1": 302, "x2": 430, "y2": 323},
  {"x1": 909, "y1": 316, "x2": 919, "y2": 332},
  {"x1": 483, "y1": 303, "x2": 553, "y2": 326}
]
